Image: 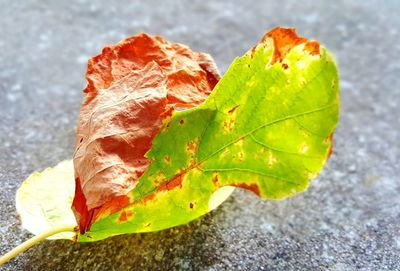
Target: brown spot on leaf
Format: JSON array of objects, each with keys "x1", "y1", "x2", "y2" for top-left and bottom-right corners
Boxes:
[
  {"x1": 91, "y1": 195, "x2": 131, "y2": 226},
  {"x1": 282, "y1": 63, "x2": 289, "y2": 70},
  {"x1": 223, "y1": 119, "x2": 235, "y2": 133},
  {"x1": 118, "y1": 210, "x2": 134, "y2": 222},
  {"x1": 189, "y1": 202, "x2": 194, "y2": 209},
  {"x1": 164, "y1": 156, "x2": 171, "y2": 163},
  {"x1": 157, "y1": 173, "x2": 184, "y2": 192},
  {"x1": 304, "y1": 41, "x2": 320, "y2": 55},
  {"x1": 186, "y1": 139, "x2": 199, "y2": 154},
  {"x1": 179, "y1": 119, "x2": 185, "y2": 125},
  {"x1": 143, "y1": 193, "x2": 155, "y2": 203},
  {"x1": 326, "y1": 133, "x2": 334, "y2": 159},
  {"x1": 235, "y1": 183, "x2": 261, "y2": 196},
  {"x1": 212, "y1": 174, "x2": 219, "y2": 185},
  {"x1": 228, "y1": 105, "x2": 240, "y2": 114},
  {"x1": 255, "y1": 27, "x2": 320, "y2": 64},
  {"x1": 327, "y1": 146, "x2": 333, "y2": 158}
]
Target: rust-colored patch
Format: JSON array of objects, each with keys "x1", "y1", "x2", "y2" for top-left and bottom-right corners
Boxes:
[
  {"x1": 143, "y1": 193, "x2": 156, "y2": 203},
  {"x1": 118, "y1": 210, "x2": 134, "y2": 222},
  {"x1": 73, "y1": 33, "x2": 220, "y2": 233},
  {"x1": 164, "y1": 156, "x2": 171, "y2": 163},
  {"x1": 282, "y1": 63, "x2": 289, "y2": 70},
  {"x1": 157, "y1": 174, "x2": 184, "y2": 192},
  {"x1": 91, "y1": 195, "x2": 131, "y2": 225},
  {"x1": 256, "y1": 27, "x2": 320, "y2": 65},
  {"x1": 189, "y1": 202, "x2": 194, "y2": 209},
  {"x1": 186, "y1": 139, "x2": 199, "y2": 154},
  {"x1": 235, "y1": 183, "x2": 261, "y2": 196},
  {"x1": 304, "y1": 41, "x2": 320, "y2": 55},
  {"x1": 212, "y1": 174, "x2": 219, "y2": 186},
  {"x1": 326, "y1": 133, "x2": 334, "y2": 159}
]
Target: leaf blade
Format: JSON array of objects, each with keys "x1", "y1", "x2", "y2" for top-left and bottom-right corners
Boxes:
[
  {"x1": 16, "y1": 160, "x2": 77, "y2": 240},
  {"x1": 80, "y1": 28, "x2": 339, "y2": 241}
]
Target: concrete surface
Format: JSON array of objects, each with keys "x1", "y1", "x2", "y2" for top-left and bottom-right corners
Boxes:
[{"x1": 1, "y1": 0, "x2": 399, "y2": 270}]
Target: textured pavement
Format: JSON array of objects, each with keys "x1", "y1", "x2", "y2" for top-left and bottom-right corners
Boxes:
[{"x1": 1, "y1": 0, "x2": 399, "y2": 270}]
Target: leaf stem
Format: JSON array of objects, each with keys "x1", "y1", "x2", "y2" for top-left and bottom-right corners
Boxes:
[{"x1": 0, "y1": 225, "x2": 77, "y2": 266}]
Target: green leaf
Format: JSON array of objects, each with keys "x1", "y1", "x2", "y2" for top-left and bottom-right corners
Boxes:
[
  {"x1": 16, "y1": 160, "x2": 77, "y2": 240},
  {"x1": 79, "y1": 33, "x2": 339, "y2": 242}
]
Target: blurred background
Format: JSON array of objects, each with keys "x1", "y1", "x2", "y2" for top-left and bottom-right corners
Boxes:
[{"x1": 1, "y1": 0, "x2": 399, "y2": 270}]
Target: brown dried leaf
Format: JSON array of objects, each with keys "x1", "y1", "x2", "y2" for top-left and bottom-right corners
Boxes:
[{"x1": 72, "y1": 34, "x2": 220, "y2": 233}]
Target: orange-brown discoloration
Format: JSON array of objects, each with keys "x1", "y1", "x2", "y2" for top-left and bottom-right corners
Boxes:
[
  {"x1": 236, "y1": 183, "x2": 261, "y2": 196},
  {"x1": 212, "y1": 174, "x2": 219, "y2": 186},
  {"x1": 158, "y1": 174, "x2": 184, "y2": 192},
  {"x1": 304, "y1": 41, "x2": 320, "y2": 55},
  {"x1": 118, "y1": 210, "x2": 134, "y2": 222},
  {"x1": 143, "y1": 193, "x2": 156, "y2": 203},
  {"x1": 164, "y1": 156, "x2": 171, "y2": 163},
  {"x1": 91, "y1": 195, "x2": 131, "y2": 226},
  {"x1": 255, "y1": 27, "x2": 320, "y2": 64},
  {"x1": 141, "y1": 173, "x2": 185, "y2": 205},
  {"x1": 186, "y1": 139, "x2": 200, "y2": 154},
  {"x1": 326, "y1": 133, "x2": 334, "y2": 159}
]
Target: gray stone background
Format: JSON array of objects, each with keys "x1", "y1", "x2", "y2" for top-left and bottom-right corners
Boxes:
[{"x1": 1, "y1": 0, "x2": 399, "y2": 270}]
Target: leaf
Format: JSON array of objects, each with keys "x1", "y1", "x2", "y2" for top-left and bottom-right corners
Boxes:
[
  {"x1": 15, "y1": 160, "x2": 232, "y2": 240},
  {"x1": 16, "y1": 160, "x2": 77, "y2": 240},
  {"x1": 77, "y1": 27, "x2": 339, "y2": 242},
  {"x1": 15, "y1": 28, "x2": 338, "y2": 243},
  {"x1": 73, "y1": 33, "x2": 220, "y2": 233}
]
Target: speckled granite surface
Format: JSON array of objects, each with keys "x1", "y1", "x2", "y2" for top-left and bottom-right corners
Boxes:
[{"x1": 1, "y1": 0, "x2": 399, "y2": 270}]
